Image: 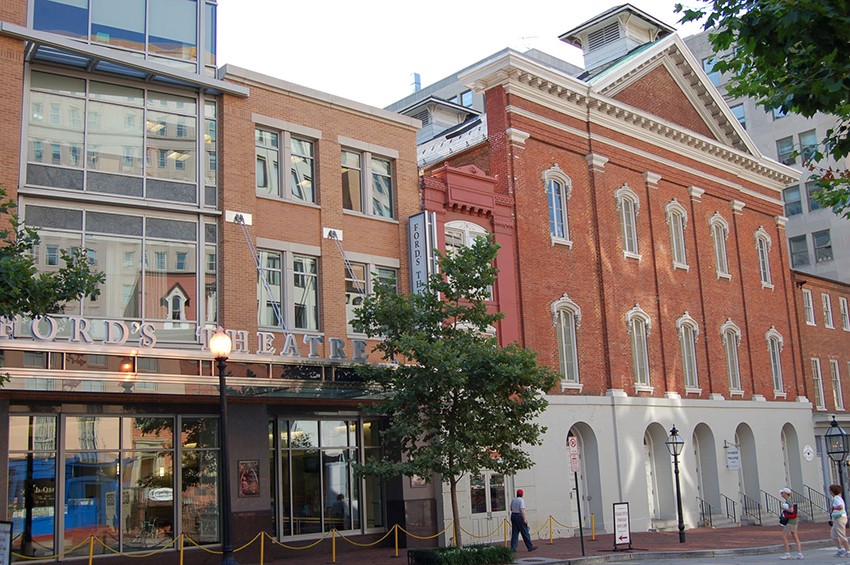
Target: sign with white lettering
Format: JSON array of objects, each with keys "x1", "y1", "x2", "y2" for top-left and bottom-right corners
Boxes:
[
  {"x1": 408, "y1": 212, "x2": 436, "y2": 295},
  {"x1": 613, "y1": 502, "x2": 631, "y2": 549},
  {"x1": 0, "y1": 521, "x2": 11, "y2": 565}
]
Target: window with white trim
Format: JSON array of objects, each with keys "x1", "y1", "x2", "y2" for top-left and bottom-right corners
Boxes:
[
  {"x1": 677, "y1": 313, "x2": 699, "y2": 390},
  {"x1": 767, "y1": 327, "x2": 784, "y2": 393},
  {"x1": 342, "y1": 149, "x2": 395, "y2": 219},
  {"x1": 258, "y1": 249, "x2": 319, "y2": 331},
  {"x1": 626, "y1": 306, "x2": 651, "y2": 387},
  {"x1": 615, "y1": 184, "x2": 639, "y2": 257},
  {"x1": 831, "y1": 359, "x2": 844, "y2": 411},
  {"x1": 345, "y1": 261, "x2": 398, "y2": 334},
  {"x1": 543, "y1": 165, "x2": 572, "y2": 245},
  {"x1": 721, "y1": 320, "x2": 742, "y2": 393},
  {"x1": 811, "y1": 358, "x2": 825, "y2": 410},
  {"x1": 709, "y1": 213, "x2": 730, "y2": 277},
  {"x1": 665, "y1": 200, "x2": 688, "y2": 269},
  {"x1": 444, "y1": 221, "x2": 493, "y2": 299},
  {"x1": 840, "y1": 297, "x2": 849, "y2": 331},
  {"x1": 823, "y1": 293, "x2": 835, "y2": 328},
  {"x1": 755, "y1": 228, "x2": 773, "y2": 288},
  {"x1": 803, "y1": 289, "x2": 815, "y2": 325},
  {"x1": 552, "y1": 295, "x2": 581, "y2": 385}
]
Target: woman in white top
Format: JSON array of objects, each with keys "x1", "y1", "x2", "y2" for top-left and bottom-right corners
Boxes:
[{"x1": 829, "y1": 484, "x2": 850, "y2": 557}]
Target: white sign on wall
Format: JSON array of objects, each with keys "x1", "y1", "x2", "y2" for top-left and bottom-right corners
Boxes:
[{"x1": 725, "y1": 447, "x2": 741, "y2": 470}]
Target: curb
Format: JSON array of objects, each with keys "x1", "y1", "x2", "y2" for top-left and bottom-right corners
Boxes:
[{"x1": 516, "y1": 538, "x2": 835, "y2": 564}]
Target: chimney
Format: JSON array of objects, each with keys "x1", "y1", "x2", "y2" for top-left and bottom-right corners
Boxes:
[
  {"x1": 559, "y1": 4, "x2": 675, "y2": 71},
  {"x1": 411, "y1": 72, "x2": 421, "y2": 93}
]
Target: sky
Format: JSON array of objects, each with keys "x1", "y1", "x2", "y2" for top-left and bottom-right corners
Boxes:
[{"x1": 217, "y1": 1, "x2": 707, "y2": 109}]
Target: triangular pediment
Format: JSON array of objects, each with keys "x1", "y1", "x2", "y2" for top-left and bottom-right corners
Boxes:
[{"x1": 588, "y1": 35, "x2": 758, "y2": 156}]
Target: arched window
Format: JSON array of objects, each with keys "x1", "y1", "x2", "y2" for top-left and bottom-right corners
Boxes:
[
  {"x1": 755, "y1": 227, "x2": 773, "y2": 288},
  {"x1": 543, "y1": 165, "x2": 572, "y2": 245},
  {"x1": 626, "y1": 305, "x2": 652, "y2": 387},
  {"x1": 445, "y1": 221, "x2": 492, "y2": 299},
  {"x1": 665, "y1": 200, "x2": 688, "y2": 269},
  {"x1": 766, "y1": 327, "x2": 784, "y2": 392},
  {"x1": 676, "y1": 312, "x2": 699, "y2": 390},
  {"x1": 552, "y1": 295, "x2": 581, "y2": 385},
  {"x1": 720, "y1": 320, "x2": 742, "y2": 393},
  {"x1": 615, "y1": 184, "x2": 640, "y2": 257},
  {"x1": 709, "y1": 213, "x2": 730, "y2": 278}
]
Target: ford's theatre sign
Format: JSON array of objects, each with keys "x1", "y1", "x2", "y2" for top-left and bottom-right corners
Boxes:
[{"x1": 0, "y1": 315, "x2": 370, "y2": 362}]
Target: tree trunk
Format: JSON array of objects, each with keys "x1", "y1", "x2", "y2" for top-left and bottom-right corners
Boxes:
[{"x1": 450, "y1": 477, "x2": 463, "y2": 547}]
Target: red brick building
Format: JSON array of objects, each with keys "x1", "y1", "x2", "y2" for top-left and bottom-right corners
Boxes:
[{"x1": 395, "y1": 5, "x2": 817, "y2": 537}]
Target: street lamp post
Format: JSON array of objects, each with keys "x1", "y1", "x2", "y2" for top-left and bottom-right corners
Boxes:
[
  {"x1": 209, "y1": 327, "x2": 238, "y2": 565},
  {"x1": 825, "y1": 415, "x2": 849, "y2": 510},
  {"x1": 665, "y1": 425, "x2": 686, "y2": 543}
]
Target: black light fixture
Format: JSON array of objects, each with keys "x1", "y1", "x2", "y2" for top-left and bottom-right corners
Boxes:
[
  {"x1": 665, "y1": 425, "x2": 686, "y2": 543},
  {"x1": 826, "y1": 415, "x2": 849, "y2": 508},
  {"x1": 209, "y1": 327, "x2": 237, "y2": 565}
]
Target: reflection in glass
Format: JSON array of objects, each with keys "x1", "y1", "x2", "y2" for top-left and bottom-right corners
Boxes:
[
  {"x1": 323, "y1": 449, "x2": 354, "y2": 531},
  {"x1": 181, "y1": 449, "x2": 219, "y2": 543},
  {"x1": 341, "y1": 151, "x2": 362, "y2": 211},
  {"x1": 85, "y1": 235, "x2": 142, "y2": 318},
  {"x1": 364, "y1": 448, "x2": 384, "y2": 528},
  {"x1": 320, "y1": 421, "x2": 349, "y2": 448},
  {"x1": 87, "y1": 102, "x2": 143, "y2": 175},
  {"x1": 371, "y1": 158, "x2": 393, "y2": 218},
  {"x1": 182, "y1": 417, "x2": 219, "y2": 449},
  {"x1": 149, "y1": 0, "x2": 198, "y2": 62},
  {"x1": 291, "y1": 449, "x2": 321, "y2": 534},
  {"x1": 255, "y1": 130, "x2": 280, "y2": 197},
  {"x1": 290, "y1": 421, "x2": 318, "y2": 448},
  {"x1": 145, "y1": 111, "x2": 197, "y2": 183},
  {"x1": 144, "y1": 240, "x2": 198, "y2": 325},
  {"x1": 91, "y1": 0, "x2": 145, "y2": 51},
  {"x1": 489, "y1": 474, "x2": 506, "y2": 512},
  {"x1": 290, "y1": 138, "x2": 314, "y2": 202},
  {"x1": 66, "y1": 416, "x2": 119, "y2": 451},
  {"x1": 63, "y1": 450, "x2": 120, "y2": 555},
  {"x1": 8, "y1": 452, "x2": 57, "y2": 558},
  {"x1": 28, "y1": 91, "x2": 84, "y2": 168},
  {"x1": 122, "y1": 451, "x2": 174, "y2": 549},
  {"x1": 470, "y1": 475, "x2": 486, "y2": 514},
  {"x1": 34, "y1": 0, "x2": 89, "y2": 39},
  {"x1": 293, "y1": 255, "x2": 318, "y2": 331}
]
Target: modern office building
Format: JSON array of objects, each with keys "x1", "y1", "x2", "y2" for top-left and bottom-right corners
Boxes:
[
  {"x1": 685, "y1": 30, "x2": 850, "y2": 285},
  {"x1": 0, "y1": 1, "x2": 421, "y2": 562},
  {"x1": 392, "y1": 4, "x2": 821, "y2": 539}
]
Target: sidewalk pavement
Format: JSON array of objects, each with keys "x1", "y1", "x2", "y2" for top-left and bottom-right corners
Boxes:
[{"x1": 248, "y1": 521, "x2": 835, "y2": 565}]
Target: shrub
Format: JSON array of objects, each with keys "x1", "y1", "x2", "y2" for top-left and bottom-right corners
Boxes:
[{"x1": 408, "y1": 545, "x2": 514, "y2": 565}]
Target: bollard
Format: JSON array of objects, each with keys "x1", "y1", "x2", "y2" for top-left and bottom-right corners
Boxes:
[
  {"x1": 332, "y1": 529, "x2": 337, "y2": 563},
  {"x1": 87, "y1": 536, "x2": 94, "y2": 565},
  {"x1": 260, "y1": 531, "x2": 265, "y2": 565},
  {"x1": 591, "y1": 514, "x2": 596, "y2": 541},
  {"x1": 549, "y1": 515, "x2": 553, "y2": 544}
]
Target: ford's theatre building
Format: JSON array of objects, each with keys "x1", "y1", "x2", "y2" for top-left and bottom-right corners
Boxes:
[{"x1": 0, "y1": 0, "x2": 423, "y2": 561}]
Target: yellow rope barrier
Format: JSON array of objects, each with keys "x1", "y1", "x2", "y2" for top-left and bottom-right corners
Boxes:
[
  {"x1": 396, "y1": 522, "x2": 453, "y2": 540},
  {"x1": 233, "y1": 532, "x2": 263, "y2": 553},
  {"x1": 182, "y1": 536, "x2": 223, "y2": 554},
  {"x1": 94, "y1": 535, "x2": 180, "y2": 557},
  {"x1": 335, "y1": 527, "x2": 395, "y2": 547},
  {"x1": 550, "y1": 516, "x2": 578, "y2": 529},
  {"x1": 457, "y1": 522, "x2": 503, "y2": 539},
  {"x1": 264, "y1": 530, "x2": 331, "y2": 550}
]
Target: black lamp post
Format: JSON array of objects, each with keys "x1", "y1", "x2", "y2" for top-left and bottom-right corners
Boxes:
[
  {"x1": 665, "y1": 425, "x2": 686, "y2": 543},
  {"x1": 826, "y1": 415, "x2": 849, "y2": 509},
  {"x1": 210, "y1": 327, "x2": 237, "y2": 565}
]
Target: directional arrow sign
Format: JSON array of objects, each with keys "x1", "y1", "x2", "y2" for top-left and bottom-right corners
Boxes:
[{"x1": 613, "y1": 502, "x2": 631, "y2": 548}]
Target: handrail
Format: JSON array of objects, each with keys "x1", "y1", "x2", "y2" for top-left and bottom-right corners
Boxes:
[
  {"x1": 721, "y1": 493, "x2": 737, "y2": 522},
  {"x1": 805, "y1": 485, "x2": 829, "y2": 513},
  {"x1": 696, "y1": 497, "x2": 713, "y2": 528},
  {"x1": 740, "y1": 492, "x2": 762, "y2": 525},
  {"x1": 790, "y1": 488, "x2": 815, "y2": 520},
  {"x1": 762, "y1": 490, "x2": 783, "y2": 518}
]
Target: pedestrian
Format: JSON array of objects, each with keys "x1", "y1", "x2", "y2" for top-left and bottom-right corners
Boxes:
[
  {"x1": 509, "y1": 489, "x2": 537, "y2": 552},
  {"x1": 829, "y1": 484, "x2": 850, "y2": 557},
  {"x1": 778, "y1": 487, "x2": 802, "y2": 560}
]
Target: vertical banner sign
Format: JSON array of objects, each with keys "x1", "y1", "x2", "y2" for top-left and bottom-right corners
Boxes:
[
  {"x1": 0, "y1": 521, "x2": 11, "y2": 565},
  {"x1": 613, "y1": 502, "x2": 631, "y2": 550},
  {"x1": 725, "y1": 446, "x2": 741, "y2": 469},
  {"x1": 567, "y1": 436, "x2": 585, "y2": 556},
  {"x1": 408, "y1": 212, "x2": 436, "y2": 295}
]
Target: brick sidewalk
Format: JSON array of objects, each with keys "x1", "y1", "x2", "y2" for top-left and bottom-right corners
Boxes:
[{"x1": 217, "y1": 520, "x2": 833, "y2": 565}]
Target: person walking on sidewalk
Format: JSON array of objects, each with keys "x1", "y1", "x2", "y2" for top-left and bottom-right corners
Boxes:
[
  {"x1": 509, "y1": 489, "x2": 537, "y2": 552},
  {"x1": 829, "y1": 484, "x2": 850, "y2": 557},
  {"x1": 778, "y1": 487, "x2": 803, "y2": 560}
]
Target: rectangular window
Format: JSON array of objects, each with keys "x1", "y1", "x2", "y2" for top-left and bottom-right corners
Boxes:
[
  {"x1": 776, "y1": 136, "x2": 795, "y2": 165},
  {"x1": 258, "y1": 250, "x2": 320, "y2": 331},
  {"x1": 630, "y1": 318, "x2": 650, "y2": 386},
  {"x1": 681, "y1": 325, "x2": 698, "y2": 390},
  {"x1": 814, "y1": 229, "x2": 833, "y2": 262},
  {"x1": 807, "y1": 180, "x2": 823, "y2": 211},
  {"x1": 757, "y1": 236, "x2": 772, "y2": 287},
  {"x1": 620, "y1": 197, "x2": 638, "y2": 255},
  {"x1": 46, "y1": 245, "x2": 59, "y2": 266},
  {"x1": 702, "y1": 57, "x2": 720, "y2": 86},
  {"x1": 155, "y1": 251, "x2": 166, "y2": 270},
  {"x1": 823, "y1": 293, "x2": 834, "y2": 328},
  {"x1": 789, "y1": 235, "x2": 809, "y2": 268},
  {"x1": 711, "y1": 220, "x2": 729, "y2": 276},
  {"x1": 812, "y1": 358, "x2": 825, "y2": 410},
  {"x1": 556, "y1": 309, "x2": 579, "y2": 384},
  {"x1": 783, "y1": 186, "x2": 802, "y2": 216},
  {"x1": 831, "y1": 360, "x2": 844, "y2": 411},
  {"x1": 803, "y1": 288, "x2": 815, "y2": 325},
  {"x1": 773, "y1": 107, "x2": 787, "y2": 120},
  {"x1": 840, "y1": 297, "x2": 849, "y2": 331},
  {"x1": 730, "y1": 103, "x2": 746, "y2": 129},
  {"x1": 799, "y1": 129, "x2": 818, "y2": 162},
  {"x1": 175, "y1": 252, "x2": 187, "y2": 271},
  {"x1": 547, "y1": 178, "x2": 569, "y2": 241},
  {"x1": 342, "y1": 149, "x2": 395, "y2": 219},
  {"x1": 769, "y1": 336, "x2": 784, "y2": 392},
  {"x1": 470, "y1": 472, "x2": 506, "y2": 514},
  {"x1": 668, "y1": 209, "x2": 687, "y2": 268},
  {"x1": 345, "y1": 262, "x2": 397, "y2": 334},
  {"x1": 723, "y1": 329, "x2": 741, "y2": 392}
]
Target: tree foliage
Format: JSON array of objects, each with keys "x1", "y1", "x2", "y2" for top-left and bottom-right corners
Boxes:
[
  {"x1": 676, "y1": 0, "x2": 850, "y2": 217},
  {"x1": 352, "y1": 235, "x2": 558, "y2": 546},
  {"x1": 0, "y1": 187, "x2": 104, "y2": 319}
]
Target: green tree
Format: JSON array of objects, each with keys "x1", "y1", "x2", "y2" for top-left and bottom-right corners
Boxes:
[
  {"x1": 0, "y1": 186, "x2": 104, "y2": 319},
  {"x1": 676, "y1": 0, "x2": 850, "y2": 217},
  {"x1": 352, "y1": 235, "x2": 558, "y2": 547}
]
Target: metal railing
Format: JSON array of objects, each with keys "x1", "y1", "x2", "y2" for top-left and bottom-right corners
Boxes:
[
  {"x1": 740, "y1": 492, "x2": 762, "y2": 525},
  {"x1": 791, "y1": 488, "x2": 815, "y2": 520},
  {"x1": 721, "y1": 493, "x2": 737, "y2": 522},
  {"x1": 697, "y1": 497, "x2": 713, "y2": 528},
  {"x1": 805, "y1": 485, "x2": 829, "y2": 514}
]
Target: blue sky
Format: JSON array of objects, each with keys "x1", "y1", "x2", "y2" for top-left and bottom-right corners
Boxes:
[{"x1": 217, "y1": 0, "x2": 706, "y2": 109}]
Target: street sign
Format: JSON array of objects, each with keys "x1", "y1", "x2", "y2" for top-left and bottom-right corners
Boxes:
[
  {"x1": 568, "y1": 436, "x2": 580, "y2": 473},
  {"x1": 613, "y1": 502, "x2": 631, "y2": 550}
]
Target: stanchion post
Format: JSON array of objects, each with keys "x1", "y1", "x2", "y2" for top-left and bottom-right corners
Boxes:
[
  {"x1": 260, "y1": 532, "x2": 265, "y2": 565},
  {"x1": 332, "y1": 529, "x2": 337, "y2": 563},
  {"x1": 591, "y1": 514, "x2": 596, "y2": 541},
  {"x1": 504, "y1": 519, "x2": 508, "y2": 547},
  {"x1": 549, "y1": 516, "x2": 553, "y2": 544},
  {"x1": 180, "y1": 533, "x2": 185, "y2": 565},
  {"x1": 88, "y1": 536, "x2": 94, "y2": 565},
  {"x1": 394, "y1": 524, "x2": 399, "y2": 557}
]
